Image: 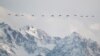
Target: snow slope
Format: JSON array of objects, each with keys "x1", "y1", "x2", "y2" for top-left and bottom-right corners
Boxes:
[{"x1": 0, "y1": 22, "x2": 100, "y2": 56}]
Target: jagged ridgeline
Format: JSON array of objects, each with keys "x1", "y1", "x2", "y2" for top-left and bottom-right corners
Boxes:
[{"x1": 0, "y1": 22, "x2": 100, "y2": 56}]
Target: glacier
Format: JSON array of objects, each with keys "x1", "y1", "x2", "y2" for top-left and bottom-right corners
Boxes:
[{"x1": 0, "y1": 22, "x2": 100, "y2": 56}]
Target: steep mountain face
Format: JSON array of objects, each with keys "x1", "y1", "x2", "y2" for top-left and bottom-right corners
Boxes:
[
  {"x1": 0, "y1": 22, "x2": 100, "y2": 56},
  {"x1": 47, "y1": 32, "x2": 100, "y2": 56}
]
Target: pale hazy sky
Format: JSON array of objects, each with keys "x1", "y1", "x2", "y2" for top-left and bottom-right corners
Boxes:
[{"x1": 0, "y1": 0, "x2": 100, "y2": 43}]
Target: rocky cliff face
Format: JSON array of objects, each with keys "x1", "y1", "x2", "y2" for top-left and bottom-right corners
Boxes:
[{"x1": 0, "y1": 22, "x2": 100, "y2": 56}]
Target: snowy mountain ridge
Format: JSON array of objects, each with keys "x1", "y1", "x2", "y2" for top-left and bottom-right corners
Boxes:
[{"x1": 0, "y1": 22, "x2": 100, "y2": 56}]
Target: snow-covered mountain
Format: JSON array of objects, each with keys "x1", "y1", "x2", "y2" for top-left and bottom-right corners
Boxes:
[{"x1": 0, "y1": 22, "x2": 100, "y2": 56}]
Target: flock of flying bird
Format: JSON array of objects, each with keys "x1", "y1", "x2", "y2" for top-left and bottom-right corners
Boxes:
[{"x1": 7, "y1": 13, "x2": 95, "y2": 18}]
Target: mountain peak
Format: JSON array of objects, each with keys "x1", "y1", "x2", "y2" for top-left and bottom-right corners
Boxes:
[
  {"x1": 0, "y1": 22, "x2": 100, "y2": 56},
  {"x1": 0, "y1": 22, "x2": 9, "y2": 28},
  {"x1": 71, "y1": 32, "x2": 80, "y2": 37},
  {"x1": 0, "y1": 22, "x2": 12, "y2": 32}
]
